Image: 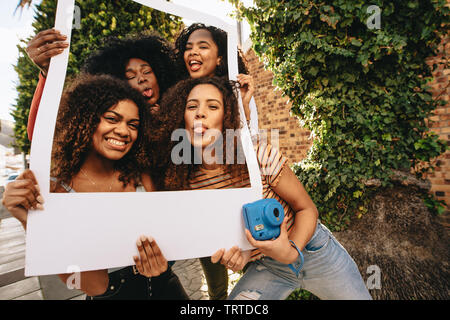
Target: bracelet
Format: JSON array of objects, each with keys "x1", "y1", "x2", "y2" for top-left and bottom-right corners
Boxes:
[{"x1": 288, "y1": 240, "x2": 304, "y2": 276}]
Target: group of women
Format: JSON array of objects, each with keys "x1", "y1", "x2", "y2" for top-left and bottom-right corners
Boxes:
[{"x1": 2, "y1": 21, "x2": 372, "y2": 300}]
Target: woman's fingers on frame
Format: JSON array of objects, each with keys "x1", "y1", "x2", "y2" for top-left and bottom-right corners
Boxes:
[
  {"x1": 21, "y1": 181, "x2": 42, "y2": 207},
  {"x1": 39, "y1": 47, "x2": 67, "y2": 59},
  {"x1": 233, "y1": 256, "x2": 244, "y2": 272},
  {"x1": 27, "y1": 31, "x2": 63, "y2": 55},
  {"x1": 36, "y1": 42, "x2": 69, "y2": 56},
  {"x1": 5, "y1": 196, "x2": 31, "y2": 211},
  {"x1": 211, "y1": 249, "x2": 225, "y2": 264},
  {"x1": 137, "y1": 237, "x2": 155, "y2": 276},
  {"x1": 148, "y1": 238, "x2": 167, "y2": 268},
  {"x1": 7, "y1": 181, "x2": 39, "y2": 209},
  {"x1": 21, "y1": 170, "x2": 38, "y2": 185},
  {"x1": 142, "y1": 236, "x2": 164, "y2": 276},
  {"x1": 35, "y1": 28, "x2": 60, "y2": 39},
  {"x1": 34, "y1": 32, "x2": 67, "y2": 48},
  {"x1": 237, "y1": 74, "x2": 253, "y2": 84},
  {"x1": 220, "y1": 246, "x2": 235, "y2": 264},
  {"x1": 136, "y1": 238, "x2": 149, "y2": 266},
  {"x1": 227, "y1": 248, "x2": 242, "y2": 269},
  {"x1": 17, "y1": 171, "x2": 41, "y2": 198},
  {"x1": 222, "y1": 246, "x2": 240, "y2": 267},
  {"x1": 133, "y1": 255, "x2": 145, "y2": 275}
]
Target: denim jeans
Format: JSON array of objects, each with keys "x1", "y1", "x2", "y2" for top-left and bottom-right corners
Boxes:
[{"x1": 228, "y1": 221, "x2": 372, "y2": 300}]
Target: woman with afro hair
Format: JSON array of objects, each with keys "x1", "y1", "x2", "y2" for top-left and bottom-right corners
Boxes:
[
  {"x1": 25, "y1": 30, "x2": 181, "y2": 140},
  {"x1": 2, "y1": 74, "x2": 189, "y2": 300}
]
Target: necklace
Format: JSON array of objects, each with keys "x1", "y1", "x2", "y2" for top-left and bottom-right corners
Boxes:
[{"x1": 80, "y1": 168, "x2": 115, "y2": 192}]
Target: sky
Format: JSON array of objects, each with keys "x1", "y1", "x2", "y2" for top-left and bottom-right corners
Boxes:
[
  {"x1": 0, "y1": 0, "x2": 252, "y2": 123},
  {"x1": 0, "y1": 1, "x2": 36, "y2": 122}
]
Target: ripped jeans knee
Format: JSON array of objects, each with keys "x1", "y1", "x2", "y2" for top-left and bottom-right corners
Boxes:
[
  {"x1": 227, "y1": 258, "x2": 298, "y2": 300},
  {"x1": 232, "y1": 290, "x2": 262, "y2": 300}
]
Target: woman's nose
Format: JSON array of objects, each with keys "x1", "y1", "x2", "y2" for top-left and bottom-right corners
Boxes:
[
  {"x1": 114, "y1": 122, "x2": 129, "y2": 136},
  {"x1": 137, "y1": 73, "x2": 146, "y2": 84},
  {"x1": 189, "y1": 47, "x2": 199, "y2": 56},
  {"x1": 195, "y1": 109, "x2": 206, "y2": 119}
]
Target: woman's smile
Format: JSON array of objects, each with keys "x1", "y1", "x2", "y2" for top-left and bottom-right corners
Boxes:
[
  {"x1": 104, "y1": 137, "x2": 129, "y2": 150},
  {"x1": 91, "y1": 99, "x2": 140, "y2": 160}
]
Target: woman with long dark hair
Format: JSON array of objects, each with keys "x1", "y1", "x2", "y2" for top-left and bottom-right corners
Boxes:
[{"x1": 157, "y1": 75, "x2": 372, "y2": 300}]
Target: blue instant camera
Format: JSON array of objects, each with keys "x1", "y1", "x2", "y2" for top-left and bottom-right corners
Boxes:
[{"x1": 243, "y1": 198, "x2": 284, "y2": 240}]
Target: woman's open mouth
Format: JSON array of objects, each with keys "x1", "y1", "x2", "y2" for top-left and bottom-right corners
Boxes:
[
  {"x1": 188, "y1": 60, "x2": 202, "y2": 72},
  {"x1": 142, "y1": 88, "x2": 153, "y2": 99}
]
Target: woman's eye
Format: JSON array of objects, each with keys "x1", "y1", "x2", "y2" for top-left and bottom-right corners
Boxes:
[
  {"x1": 126, "y1": 75, "x2": 135, "y2": 80},
  {"x1": 186, "y1": 105, "x2": 197, "y2": 110},
  {"x1": 104, "y1": 116, "x2": 118, "y2": 122},
  {"x1": 209, "y1": 105, "x2": 219, "y2": 110},
  {"x1": 143, "y1": 69, "x2": 152, "y2": 74},
  {"x1": 129, "y1": 123, "x2": 139, "y2": 130}
]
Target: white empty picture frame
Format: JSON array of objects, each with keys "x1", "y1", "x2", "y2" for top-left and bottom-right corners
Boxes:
[{"x1": 26, "y1": 0, "x2": 263, "y2": 276}]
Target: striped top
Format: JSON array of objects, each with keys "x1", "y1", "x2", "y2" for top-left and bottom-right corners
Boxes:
[{"x1": 189, "y1": 143, "x2": 295, "y2": 261}]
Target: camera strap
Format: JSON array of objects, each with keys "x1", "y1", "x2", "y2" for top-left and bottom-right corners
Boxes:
[{"x1": 288, "y1": 240, "x2": 304, "y2": 276}]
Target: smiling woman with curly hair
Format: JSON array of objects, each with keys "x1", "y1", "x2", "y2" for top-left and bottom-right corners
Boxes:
[
  {"x1": 50, "y1": 73, "x2": 152, "y2": 190},
  {"x1": 3, "y1": 73, "x2": 189, "y2": 300}
]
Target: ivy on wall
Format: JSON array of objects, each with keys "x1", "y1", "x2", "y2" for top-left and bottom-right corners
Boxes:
[{"x1": 230, "y1": 0, "x2": 449, "y2": 230}]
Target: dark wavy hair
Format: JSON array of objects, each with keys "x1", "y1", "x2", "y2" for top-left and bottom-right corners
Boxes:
[
  {"x1": 51, "y1": 74, "x2": 153, "y2": 190},
  {"x1": 82, "y1": 32, "x2": 180, "y2": 98},
  {"x1": 155, "y1": 76, "x2": 248, "y2": 190},
  {"x1": 174, "y1": 23, "x2": 249, "y2": 79}
]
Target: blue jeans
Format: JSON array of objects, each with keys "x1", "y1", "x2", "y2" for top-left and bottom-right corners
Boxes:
[{"x1": 228, "y1": 221, "x2": 372, "y2": 300}]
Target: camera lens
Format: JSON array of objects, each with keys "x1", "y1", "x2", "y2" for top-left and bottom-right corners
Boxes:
[{"x1": 273, "y1": 208, "x2": 280, "y2": 217}]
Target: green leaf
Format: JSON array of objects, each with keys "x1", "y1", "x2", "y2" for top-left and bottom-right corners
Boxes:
[{"x1": 351, "y1": 39, "x2": 362, "y2": 46}]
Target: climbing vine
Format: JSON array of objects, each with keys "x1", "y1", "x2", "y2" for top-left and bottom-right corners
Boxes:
[{"x1": 230, "y1": 0, "x2": 449, "y2": 230}]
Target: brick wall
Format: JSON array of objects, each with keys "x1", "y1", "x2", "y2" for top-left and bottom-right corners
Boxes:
[
  {"x1": 245, "y1": 49, "x2": 312, "y2": 163},
  {"x1": 244, "y1": 38, "x2": 449, "y2": 215},
  {"x1": 425, "y1": 37, "x2": 450, "y2": 214}
]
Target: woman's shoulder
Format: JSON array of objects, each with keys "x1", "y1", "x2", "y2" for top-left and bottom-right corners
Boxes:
[{"x1": 140, "y1": 173, "x2": 157, "y2": 192}]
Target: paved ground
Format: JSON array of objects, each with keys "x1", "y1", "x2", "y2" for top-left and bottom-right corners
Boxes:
[
  {"x1": 0, "y1": 213, "x2": 212, "y2": 300},
  {"x1": 0, "y1": 187, "x2": 240, "y2": 300}
]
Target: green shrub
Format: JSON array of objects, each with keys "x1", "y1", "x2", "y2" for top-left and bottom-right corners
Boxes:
[{"x1": 230, "y1": 0, "x2": 449, "y2": 231}]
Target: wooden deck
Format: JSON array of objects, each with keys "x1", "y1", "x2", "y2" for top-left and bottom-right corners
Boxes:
[{"x1": 0, "y1": 217, "x2": 85, "y2": 300}]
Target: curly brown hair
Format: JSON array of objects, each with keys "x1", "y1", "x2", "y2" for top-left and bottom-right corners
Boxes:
[
  {"x1": 155, "y1": 76, "x2": 248, "y2": 190},
  {"x1": 51, "y1": 74, "x2": 154, "y2": 190}
]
